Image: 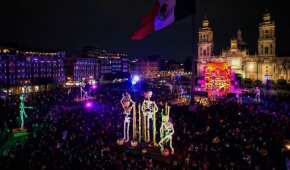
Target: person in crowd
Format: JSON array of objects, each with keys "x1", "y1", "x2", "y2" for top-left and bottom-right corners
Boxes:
[{"x1": 0, "y1": 83, "x2": 289, "y2": 170}]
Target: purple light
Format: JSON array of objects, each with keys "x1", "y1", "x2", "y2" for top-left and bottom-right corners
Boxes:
[
  {"x1": 92, "y1": 85, "x2": 97, "y2": 89},
  {"x1": 85, "y1": 102, "x2": 92, "y2": 108}
]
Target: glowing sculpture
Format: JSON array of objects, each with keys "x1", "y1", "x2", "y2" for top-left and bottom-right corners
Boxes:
[
  {"x1": 159, "y1": 104, "x2": 174, "y2": 155},
  {"x1": 203, "y1": 62, "x2": 233, "y2": 97},
  {"x1": 19, "y1": 94, "x2": 32, "y2": 129},
  {"x1": 120, "y1": 92, "x2": 135, "y2": 143},
  {"x1": 80, "y1": 84, "x2": 88, "y2": 99},
  {"x1": 141, "y1": 91, "x2": 158, "y2": 145},
  {"x1": 75, "y1": 81, "x2": 94, "y2": 102}
]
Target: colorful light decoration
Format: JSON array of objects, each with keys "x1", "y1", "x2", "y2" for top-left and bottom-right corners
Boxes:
[
  {"x1": 117, "y1": 91, "x2": 159, "y2": 147},
  {"x1": 19, "y1": 94, "x2": 33, "y2": 129},
  {"x1": 141, "y1": 91, "x2": 158, "y2": 145},
  {"x1": 75, "y1": 81, "x2": 94, "y2": 102},
  {"x1": 159, "y1": 103, "x2": 174, "y2": 155},
  {"x1": 202, "y1": 62, "x2": 234, "y2": 97},
  {"x1": 117, "y1": 92, "x2": 139, "y2": 147},
  {"x1": 117, "y1": 92, "x2": 175, "y2": 155},
  {"x1": 120, "y1": 92, "x2": 135, "y2": 143}
]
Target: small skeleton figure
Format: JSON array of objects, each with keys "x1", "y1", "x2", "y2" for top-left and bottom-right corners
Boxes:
[
  {"x1": 19, "y1": 94, "x2": 32, "y2": 129},
  {"x1": 255, "y1": 86, "x2": 261, "y2": 103},
  {"x1": 141, "y1": 91, "x2": 158, "y2": 143},
  {"x1": 159, "y1": 108, "x2": 174, "y2": 154},
  {"x1": 159, "y1": 107, "x2": 174, "y2": 155},
  {"x1": 67, "y1": 88, "x2": 71, "y2": 96},
  {"x1": 80, "y1": 84, "x2": 88, "y2": 99},
  {"x1": 120, "y1": 92, "x2": 135, "y2": 142}
]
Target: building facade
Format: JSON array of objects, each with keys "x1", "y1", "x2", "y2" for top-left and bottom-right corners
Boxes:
[
  {"x1": 197, "y1": 12, "x2": 290, "y2": 83},
  {"x1": 0, "y1": 48, "x2": 65, "y2": 87},
  {"x1": 73, "y1": 48, "x2": 129, "y2": 82},
  {"x1": 130, "y1": 57, "x2": 160, "y2": 79},
  {"x1": 73, "y1": 58, "x2": 99, "y2": 81}
]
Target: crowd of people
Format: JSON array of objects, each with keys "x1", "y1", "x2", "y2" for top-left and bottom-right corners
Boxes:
[{"x1": 0, "y1": 83, "x2": 289, "y2": 170}]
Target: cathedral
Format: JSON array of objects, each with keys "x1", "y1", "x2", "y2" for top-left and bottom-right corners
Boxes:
[{"x1": 197, "y1": 12, "x2": 290, "y2": 83}]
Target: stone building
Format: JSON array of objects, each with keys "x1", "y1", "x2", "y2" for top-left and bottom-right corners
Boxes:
[{"x1": 197, "y1": 12, "x2": 290, "y2": 83}]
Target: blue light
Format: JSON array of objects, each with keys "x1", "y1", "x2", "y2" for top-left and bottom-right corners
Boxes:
[{"x1": 131, "y1": 75, "x2": 140, "y2": 85}]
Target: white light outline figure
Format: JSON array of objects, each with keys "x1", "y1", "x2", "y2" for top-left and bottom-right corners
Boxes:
[
  {"x1": 80, "y1": 83, "x2": 88, "y2": 100},
  {"x1": 141, "y1": 91, "x2": 158, "y2": 144},
  {"x1": 120, "y1": 92, "x2": 135, "y2": 142},
  {"x1": 75, "y1": 81, "x2": 93, "y2": 102}
]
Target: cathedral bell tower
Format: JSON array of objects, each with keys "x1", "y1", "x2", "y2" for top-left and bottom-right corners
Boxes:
[
  {"x1": 198, "y1": 16, "x2": 214, "y2": 59},
  {"x1": 197, "y1": 16, "x2": 213, "y2": 77},
  {"x1": 258, "y1": 12, "x2": 276, "y2": 57}
]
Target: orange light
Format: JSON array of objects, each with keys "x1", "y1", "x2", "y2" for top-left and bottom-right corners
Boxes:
[
  {"x1": 286, "y1": 144, "x2": 290, "y2": 150},
  {"x1": 204, "y1": 62, "x2": 232, "y2": 96}
]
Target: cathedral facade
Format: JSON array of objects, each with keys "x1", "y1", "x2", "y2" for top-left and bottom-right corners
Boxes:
[{"x1": 197, "y1": 12, "x2": 290, "y2": 83}]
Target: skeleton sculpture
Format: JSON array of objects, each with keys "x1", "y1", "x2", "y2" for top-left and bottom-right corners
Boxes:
[
  {"x1": 141, "y1": 91, "x2": 158, "y2": 144},
  {"x1": 19, "y1": 94, "x2": 32, "y2": 129},
  {"x1": 80, "y1": 83, "x2": 88, "y2": 100},
  {"x1": 159, "y1": 105, "x2": 174, "y2": 155},
  {"x1": 120, "y1": 92, "x2": 135, "y2": 142}
]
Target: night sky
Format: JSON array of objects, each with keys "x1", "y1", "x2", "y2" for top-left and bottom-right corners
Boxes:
[{"x1": 0, "y1": 0, "x2": 289, "y2": 61}]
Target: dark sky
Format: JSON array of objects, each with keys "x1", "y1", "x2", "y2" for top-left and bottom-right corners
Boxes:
[{"x1": 0, "y1": 0, "x2": 289, "y2": 61}]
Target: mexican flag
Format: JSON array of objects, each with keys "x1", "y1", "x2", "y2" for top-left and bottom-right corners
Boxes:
[{"x1": 131, "y1": 0, "x2": 195, "y2": 40}]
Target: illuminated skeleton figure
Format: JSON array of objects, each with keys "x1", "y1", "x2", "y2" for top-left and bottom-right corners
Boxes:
[
  {"x1": 19, "y1": 94, "x2": 32, "y2": 129},
  {"x1": 80, "y1": 84, "x2": 88, "y2": 99},
  {"x1": 67, "y1": 88, "x2": 71, "y2": 95},
  {"x1": 120, "y1": 92, "x2": 135, "y2": 142},
  {"x1": 159, "y1": 106, "x2": 174, "y2": 154},
  {"x1": 141, "y1": 91, "x2": 158, "y2": 143}
]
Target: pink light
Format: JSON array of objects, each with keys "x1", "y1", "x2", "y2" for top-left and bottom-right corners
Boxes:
[
  {"x1": 203, "y1": 62, "x2": 234, "y2": 97},
  {"x1": 85, "y1": 102, "x2": 92, "y2": 108},
  {"x1": 92, "y1": 85, "x2": 97, "y2": 89}
]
